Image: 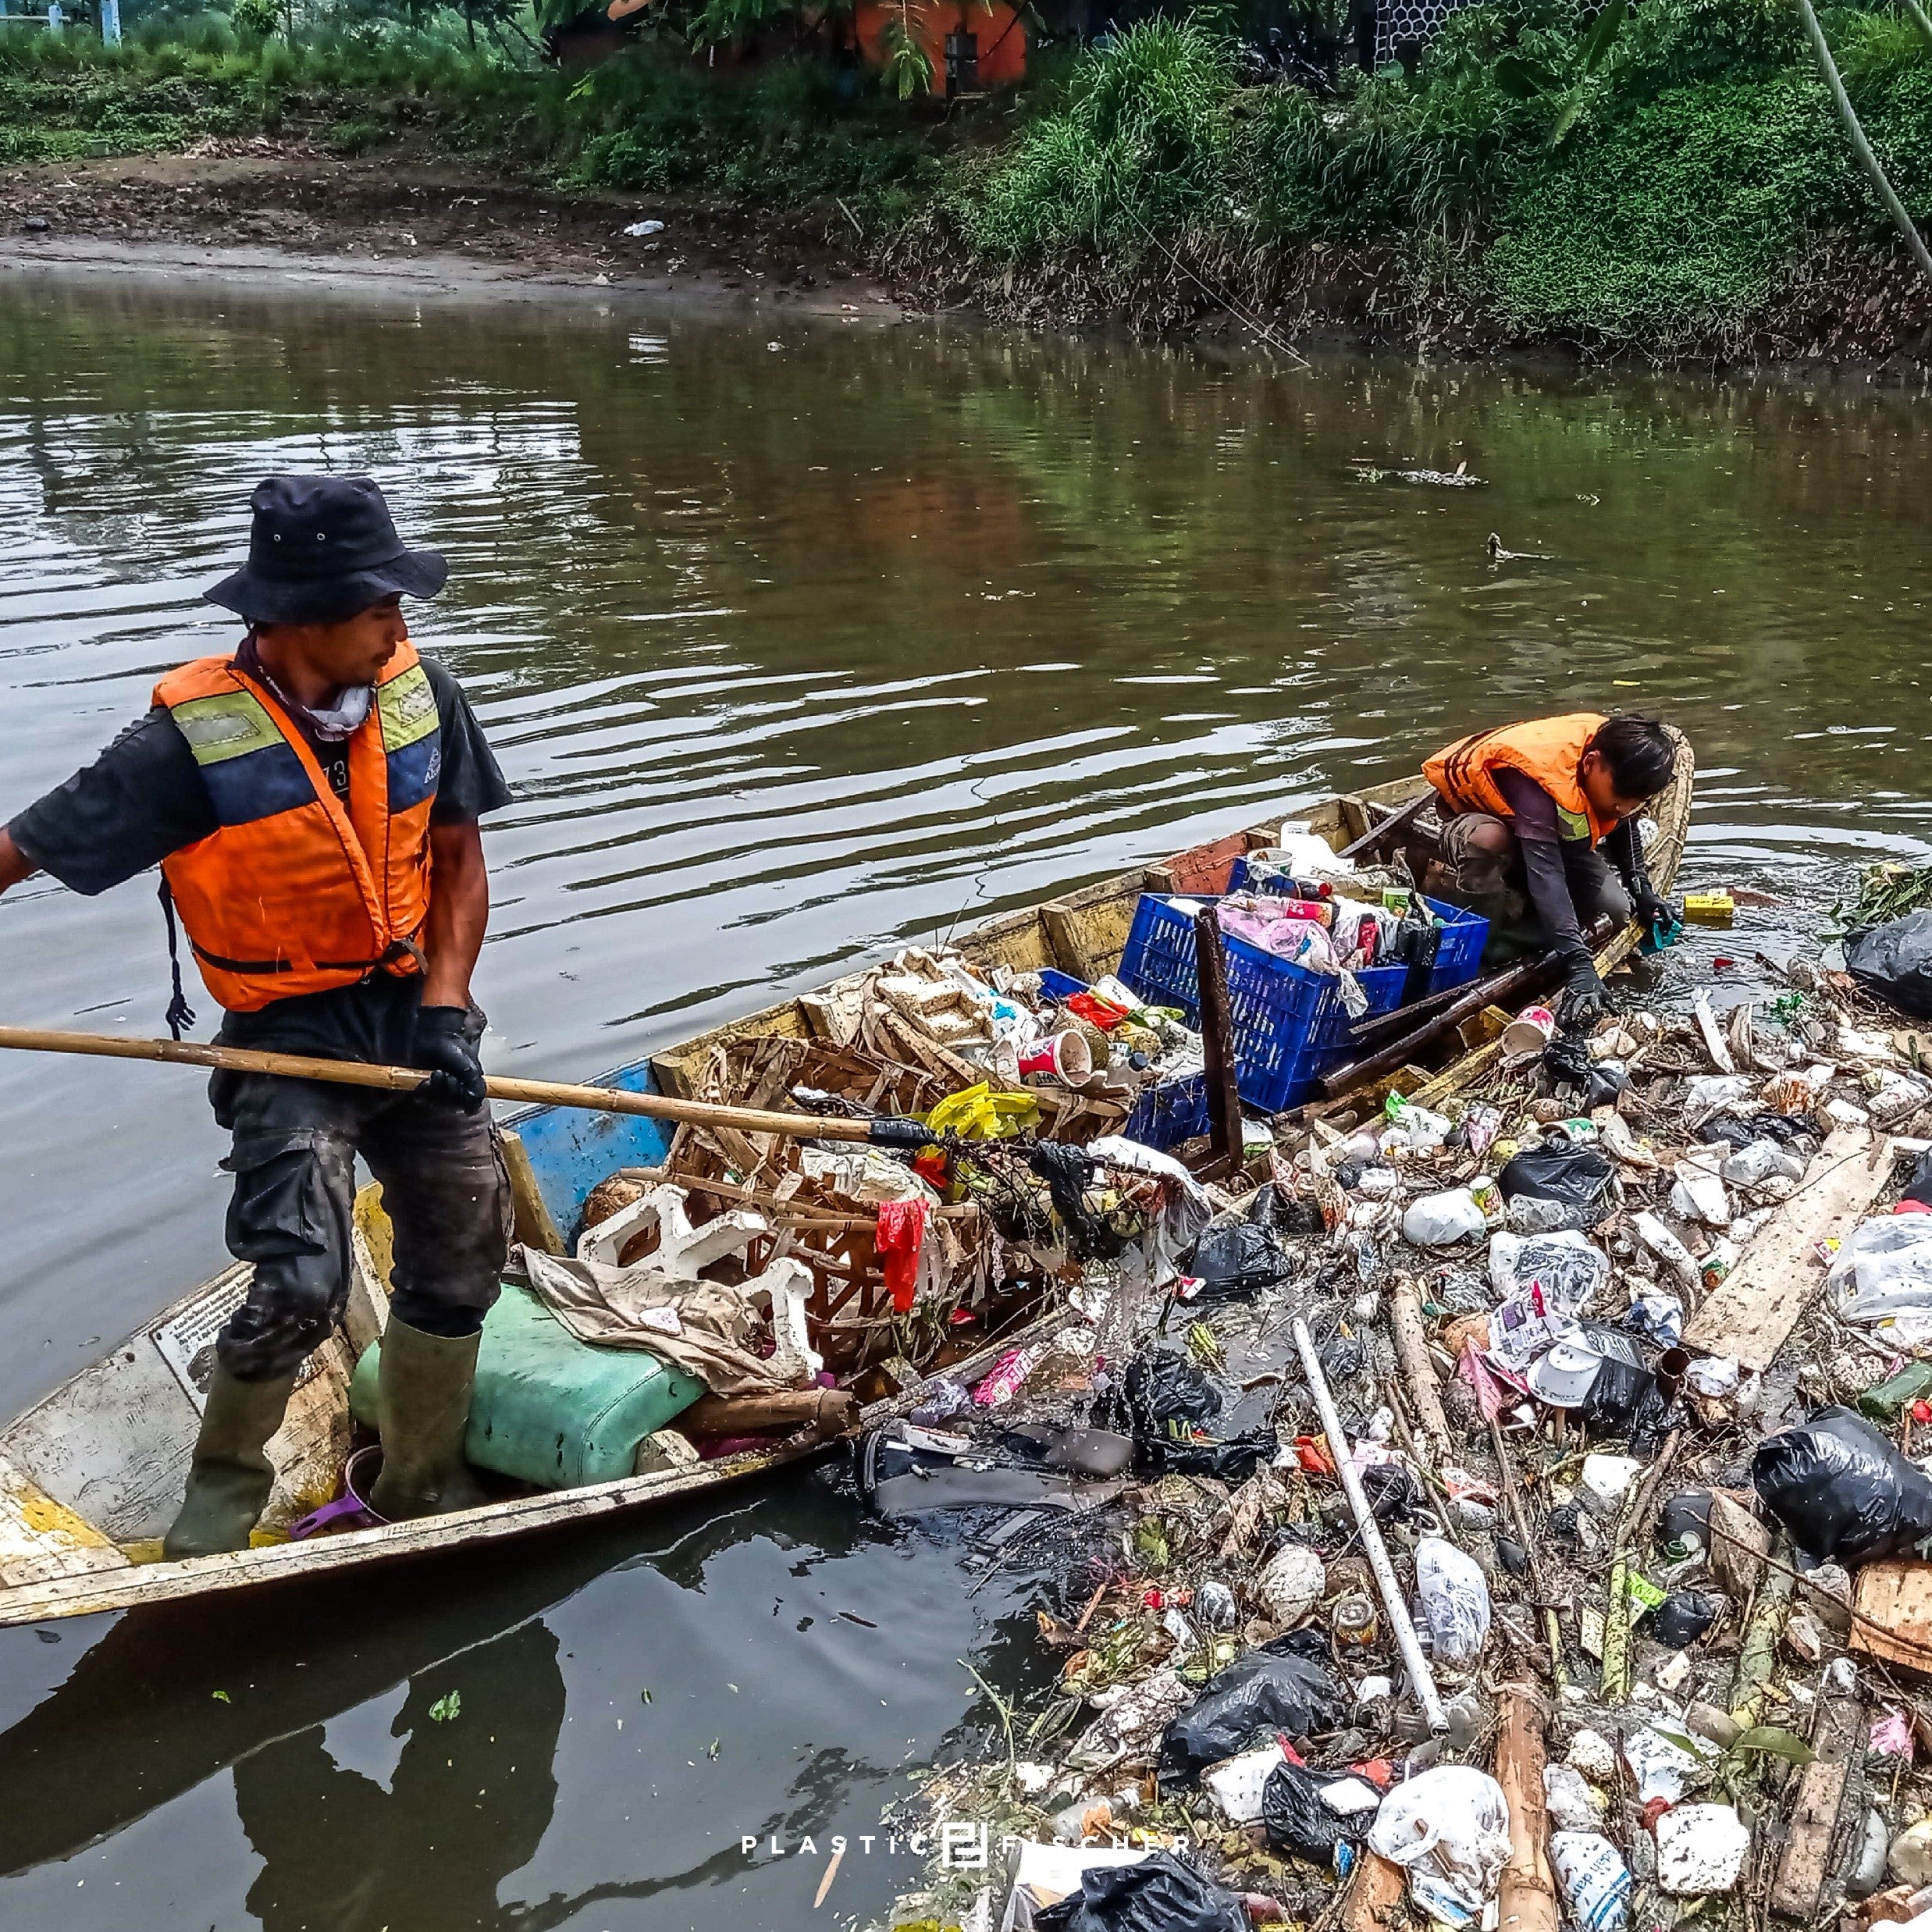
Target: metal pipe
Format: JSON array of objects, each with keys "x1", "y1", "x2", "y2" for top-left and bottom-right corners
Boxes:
[{"x1": 1293, "y1": 1315, "x2": 1448, "y2": 1733}]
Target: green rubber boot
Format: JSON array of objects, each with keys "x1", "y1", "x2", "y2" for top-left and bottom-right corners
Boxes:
[
  {"x1": 368, "y1": 1318, "x2": 486, "y2": 1521},
  {"x1": 162, "y1": 1364, "x2": 299, "y2": 1559}
]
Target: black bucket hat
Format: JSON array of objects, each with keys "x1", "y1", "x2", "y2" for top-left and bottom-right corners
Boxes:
[{"x1": 204, "y1": 475, "x2": 448, "y2": 625}]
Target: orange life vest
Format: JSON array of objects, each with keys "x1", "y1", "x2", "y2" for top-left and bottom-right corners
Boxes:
[
  {"x1": 155, "y1": 641, "x2": 440, "y2": 1013},
  {"x1": 1424, "y1": 712, "x2": 1620, "y2": 849}
]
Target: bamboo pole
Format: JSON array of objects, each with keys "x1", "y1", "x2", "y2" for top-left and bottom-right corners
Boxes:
[
  {"x1": 1796, "y1": 0, "x2": 1932, "y2": 285},
  {"x1": 1389, "y1": 1276, "x2": 1452, "y2": 1461},
  {"x1": 0, "y1": 1025, "x2": 886, "y2": 1143},
  {"x1": 1194, "y1": 905, "x2": 1244, "y2": 1179},
  {"x1": 1496, "y1": 1687, "x2": 1560, "y2": 1932}
]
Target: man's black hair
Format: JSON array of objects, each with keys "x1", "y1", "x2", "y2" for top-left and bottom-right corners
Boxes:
[{"x1": 1585, "y1": 713, "x2": 1676, "y2": 798}]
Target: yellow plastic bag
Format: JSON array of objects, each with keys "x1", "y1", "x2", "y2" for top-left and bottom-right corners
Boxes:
[{"x1": 923, "y1": 1082, "x2": 1040, "y2": 1140}]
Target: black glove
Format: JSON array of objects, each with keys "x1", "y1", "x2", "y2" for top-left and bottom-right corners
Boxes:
[
  {"x1": 1558, "y1": 961, "x2": 1610, "y2": 1034},
  {"x1": 414, "y1": 1005, "x2": 487, "y2": 1112},
  {"x1": 1629, "y1": 881, "x2": 1681, "y2": 935}
]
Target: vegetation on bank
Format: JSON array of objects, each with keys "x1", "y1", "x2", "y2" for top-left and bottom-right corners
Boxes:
[{"x1": 6, "y1": 0, "x2": 1932, "y2": 347}]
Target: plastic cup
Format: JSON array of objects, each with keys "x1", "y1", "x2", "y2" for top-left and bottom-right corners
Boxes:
[{"x1": 1501, "y1": 1003, "x2": 1558, "y2": 1059}]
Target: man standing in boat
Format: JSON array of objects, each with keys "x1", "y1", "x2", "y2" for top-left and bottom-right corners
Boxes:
[
  {"x1": 0, "y1": 476, "x2": 512, "y2": 1557},
  {"x1": 1421, "y1": 712, "x2": 1681, "y2": 1028}
]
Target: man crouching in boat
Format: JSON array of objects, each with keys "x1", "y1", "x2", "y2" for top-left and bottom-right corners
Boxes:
[
  {"x1": 1421, "y1": 712, "x2": 1681, "y2": 1029},
  {"x1": 0, "y1": 476, "x2": 513, "y2": 1557}
]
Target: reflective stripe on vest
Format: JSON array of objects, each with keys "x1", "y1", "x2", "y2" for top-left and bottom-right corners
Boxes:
[
  {"x1": 155, "y1": 642, "x2": 439, "y2": 1013},
  {"x1": 1422, "y1": 712, "x2": 1618, "y2": 849}
]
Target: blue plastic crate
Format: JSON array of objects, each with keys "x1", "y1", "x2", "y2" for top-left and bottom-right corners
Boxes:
[
  {"x1": 1037, "y1": 968, "x2": 1090, "y2": 1004},
  {"x1": 1219, "y1": 869, "x2": 1491, "y2": 1005},
  {"x1": 1123, "y1": 1074, "x2": 1211, "y2": 1152},
  {"x1": 1425, "y1": 898, "x2": 1489, "y2": 996},
  {"x1": 1116, "y1": 895, "x2": 1409, "y2": 1114}
]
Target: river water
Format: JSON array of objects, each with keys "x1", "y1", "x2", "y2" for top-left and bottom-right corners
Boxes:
[{"x1": 0, "y1": 272, "x2": 1926, "y2": 1930}]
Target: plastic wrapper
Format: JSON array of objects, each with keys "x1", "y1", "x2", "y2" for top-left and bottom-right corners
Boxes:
[
  {"x1": 1487, "y1": 1229, "x2": 1609, "y2": 1316},
  {"x1": 1034, "y1": 1849, "x2": 1249, "y2": 1932},
  {"x1": 1260, "y1": 1759, "x2": 1375, "y2": 1863},
  {"x1": 1366, "y1": 1765, "x2": 1512, "y2": 1922},
  {"x1": 1751, "y1": 1406, "x2": 1932, "y2": 1564},
  {"x1": 1414, "y1": 1533, "x2": 1491, "y2": 1665},
  {"x1": 1156, "y1": 1631, "x2": 1347, "y2": 1784},
  {"x1": 1846, "y1": 909, "x2": 1932, "y2": 1019},
  {"x1": 1551, "y1": 1831, "x2": 1631, "y2": 1932},
  {"x1": 1828, "y1": 1215, "x2": 1932, "y2": 1322}
]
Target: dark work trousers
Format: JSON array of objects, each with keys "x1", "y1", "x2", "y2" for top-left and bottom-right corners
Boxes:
[
  {"x1": 1430, "y1": 811, "x2": 1632, "y2": 962},
  {"x1": 208, "y1": 1058, "x2": 511, "y2": 1382}
]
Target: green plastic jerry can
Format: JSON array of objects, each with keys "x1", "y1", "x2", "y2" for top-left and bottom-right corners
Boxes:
[{"x1": 351, "y1": 1281, "x2": 706, "y2": 1489}]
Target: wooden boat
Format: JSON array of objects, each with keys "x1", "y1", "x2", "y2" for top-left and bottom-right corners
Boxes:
[{"x1": 0, "y1": 746, "x2": 1693, "y2": 1628}]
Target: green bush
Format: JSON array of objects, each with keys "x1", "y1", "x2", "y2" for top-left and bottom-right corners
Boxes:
[
  {"x1": 962, "y1": 17, "x2": 1244, "y2": 258},
  {"x1": 1482, "y1": 78, "x2": 1846, "y2": 339}
]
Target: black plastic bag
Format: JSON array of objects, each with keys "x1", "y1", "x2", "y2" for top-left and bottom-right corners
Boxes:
[
  {"x1": 1188, "y1": 1215, "x2": 1291, "y2": 1295},
  {"x1": 1034, "y1": 1850, "x2": 1247, "y2": 1932},
  {"x1": 1698, "y1": 1112, "x2": 1815, "y2": 1151},
  {"x1": 1260, "y1": 1760, "x2": 1374, "y2": 1864},
  {"x1": 1848, "y1": 909, "x2": 1932, "y2": 1019},
  {"x1": 1651, "y1": 1590, "x2": 1723, "y2": 1648},
  {"x1": 1141, "y1": 1427, "x2": 1277, "y2": 1483},
  {"x1": 1752, "y1": 1406, "x2": 1932, "y2": 1564},
  {"x1": 1498, "y1": 1141, "x2": 1615, "y2": 1214},
  {"x1": 1575, "y1": 1324, "x2": 1656, "y2": 1433},
  {"x1": 1361, "y1": 1461, "x2": 1429, "y2": 1524},
  {"x1": 1904, "y1": 1147, "x2": 1932, "y2": 1211},
  {"x1": 1157, "y1": 1630, "x2": 1347, "y2": 1784},
  {"x1": 1123, "y1": 1350, "x2": 1223, "y2": 1431}
]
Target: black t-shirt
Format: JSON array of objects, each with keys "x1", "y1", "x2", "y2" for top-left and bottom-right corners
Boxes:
[{"x1": 8, "y1": 654, "x2": 512, "y2": 1064}]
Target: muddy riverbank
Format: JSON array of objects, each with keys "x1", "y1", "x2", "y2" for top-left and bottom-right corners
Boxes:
[{"x1": 9, "y1": 148, "x2": 1932, "y2": 375}]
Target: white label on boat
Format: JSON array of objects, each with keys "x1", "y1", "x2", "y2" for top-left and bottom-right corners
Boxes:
[{"x1": 149, "y1": 1278, "x2": 319, "y2": 1412}]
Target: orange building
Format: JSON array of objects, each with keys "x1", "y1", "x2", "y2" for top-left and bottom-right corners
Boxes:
[{"x1": 850, "y1": 0, "x2": 1027, "y2": 94}]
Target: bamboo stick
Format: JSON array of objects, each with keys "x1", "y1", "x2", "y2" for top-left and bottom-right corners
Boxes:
[
  {"x1": 1496, "y1": 1687, "x2": 1560, "y2": 1932},
  {"x1": 1389, "y1": 1276, "x2": 1452, "y2": 1461},
  {"x1": 0, "y1": 1025, "x2": 883, "y2": 1143},
  {"x1": 1194, "y1": 906, "x2": 1243, "y2": 1178}
]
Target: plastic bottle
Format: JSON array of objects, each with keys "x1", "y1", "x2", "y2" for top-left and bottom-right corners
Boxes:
[
  {"x1": 1414, "y1": 1534, "x2": 1491, "y2": 1665},
  {"x1": 1551, "y1": 1831, "x2": 1631, "y2": 1932}
]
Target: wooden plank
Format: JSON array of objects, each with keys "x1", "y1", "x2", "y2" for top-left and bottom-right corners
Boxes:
[
  {"x1": 1684, "y1": 1130, "x2": 1890, "y2": 1372},
  {"x1": 1852, "y1": 1560, "x2": 1932, "y2": 1671},
  {"x1": 501, "y1": 1129, "x2": 566, "y2": 1257},
  {"x1": 0, "y1": 1452, "x2": 130, "y2": 1589},
  {"x1": 1156, "y1": 832, "x2": 1248, "y2": 898},
  {"x1": 1339, "y1": 1851, "x2": 1407, "y2": 1932},
  {"x1": 1769, "y1": 1692, "x2": 1863, "y2": 1920}
]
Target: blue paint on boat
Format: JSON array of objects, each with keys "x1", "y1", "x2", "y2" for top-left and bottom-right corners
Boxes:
[{"x1": 506, "y1": 1059, "x2": 675, "y2": 1240}]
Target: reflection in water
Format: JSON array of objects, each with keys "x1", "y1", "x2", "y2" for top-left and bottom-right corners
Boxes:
[
  {"x1": 234, "y1": 1622, "x2": 563, "y2": 1932},
  {"x1": 2, "y1": 276, "x2": 1930, "y2": 1930}
]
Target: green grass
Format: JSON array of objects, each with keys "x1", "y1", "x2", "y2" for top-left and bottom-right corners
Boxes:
[{"x1": 7, "y1": 0, "x2": 1932, "y2": 348}]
